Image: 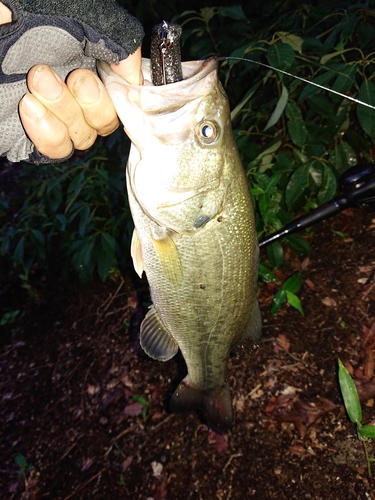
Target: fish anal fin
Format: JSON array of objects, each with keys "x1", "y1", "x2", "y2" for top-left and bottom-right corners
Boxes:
[
  {"x1": 234, "y1": 300, "x2": 262, "y2": 353},
  {"x1": 151, "y1": 230, "x2": 183, "y2": 285},
  {"x1": 131, "y1": 228, "x2": 144, "y2": 278},
  {"x1": 140, "y1": 305, "x2": 179, "y2": 361},
  {"x1": 170, "y1": 380, "x2": 233, "y2": 433}
]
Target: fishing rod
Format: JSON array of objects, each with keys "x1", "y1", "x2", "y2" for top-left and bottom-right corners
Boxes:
[{"x1": 258, "y1": 163, "x2": 375, "y2": 248}]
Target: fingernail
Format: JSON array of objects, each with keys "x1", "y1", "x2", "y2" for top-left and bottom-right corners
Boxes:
[
  {"x1": 32, "y1": 65, "x2": 63, "y2": 100},
  {"x1": 20, "y1": 94, "x2": 47, "y2": 118},
  {"x1": 72, "y1": 75, "x2": 101, "y2": 104}
]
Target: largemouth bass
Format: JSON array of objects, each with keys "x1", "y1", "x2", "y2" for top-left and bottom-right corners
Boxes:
[{"x1": 98, "y1": 57, "x2": 262, "y2": 433}]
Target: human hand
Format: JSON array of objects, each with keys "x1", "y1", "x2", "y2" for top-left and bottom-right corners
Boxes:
[
  {"x1": 0, "y1": 0, "x2": 144, "y2": 164},
  {"x1": 18, "y1": 50, "x2": 142, "y2": 160}
]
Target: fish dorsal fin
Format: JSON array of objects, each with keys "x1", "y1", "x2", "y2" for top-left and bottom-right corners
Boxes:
[
  {"x1": 130, "y1": 228, "x2": 144, "y2": 278},
  {"x1": 140, "y1": 305, "x2": 179, "y2": 361},
  {"x1": 151, "y1": 230, "x2": 183, "y2": 285}
]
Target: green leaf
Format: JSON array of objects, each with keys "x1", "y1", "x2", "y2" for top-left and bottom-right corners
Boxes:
[
  {"x1": 230, "y1": 80, "x2": 262, "y2": 120},
  {"x1": 285, "y1": 102, "x2": 307, "y2": 148},
  {"x1": 359, "y1": 424, "x2": 375, "y2": 440},
  {"x1": 97, "y1": 247, "x2": 113, "y2": 282},
  {"x1": 264, "y1": 85, "x2": 289, "y2": 131},
  {"x1": 13, "y1": 236, "x2": 25, "y2": 264},
  {"x1": 0, "y1": 310, "x2": 20, "y2": 325},
  {"x1": 101, "y1": 232, "x2": 116, "y2": 255},
  {"x1": 282, "y1": 272, "x2": 302, "y2": 294},
  {"x1": 266, "y1": 241, "x2": 284, "y2": 268},
  {"x1": 338, "y1": 359, "x2": 362, "y2": 424},
  {"x1": 48, "y1": 183, "x2": 62, "y2": 213},
  {"x1": 14, "y1": 454, "x2": 28, "y2": 468},
  {"x1": 330, "y1": 141, "x2": 357, "y2": 172},
  {"x1": 356, "y1": 80, "x2": 375, "y2": 140},
  {"x1": 298, "y1": 71, "x2": 336, "y2": 103},
  {"x1": 332, "y1": 63, "x2": 357, "y2": 95},
  {"x1": 317, "y1": 165, "x2": 337, "y2": 205},
  {"x1": 78, "y1": 205, "x2": 91, "y2": 238},
  {"x1": 54, "y1": 214, "x2": 68, "y2": 231},
  {"x1": 81, "y1": 239, "x2": 95, "y2": 270},
  {"x1": 276, "y1": 32, "x2": 304, "y2": 53},
  {"x1": 285, "y1": 233, "x2": 311, "y2": 255},
  {"x1": 217, "y1": 5, "x2": 248, "y2": 21},
  {"x1": 320, "y1": 48, "x2": 356, "y2": 65},
  {"x1": 31, "y1": 229, "x2": 45, "y2": 246},
  {"x1": 356, "y1": 22, "x2": 375, "y2": 49},
  {"x1": 285, "y1": 163, "x2": 310, "y2": 210},
  {"x1": 66, "y1": 171, "x2": 86, "y2": 212},
  {"x1": 258, "y1": 262, "x2": 277, "y2": 283},
  {"x1": 285, "y1": 291, "x2": 304, "y2": 314},
  {"x1": 267, "y1": 43, "x2": 295, "y2": 70},
  {"x1": 271, "y1": 289, "x2": 287, "y2": 315}
]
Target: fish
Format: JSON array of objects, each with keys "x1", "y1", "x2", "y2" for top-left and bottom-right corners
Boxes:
[{"x1": 98, "y1": 56, "x2": 262, "y2": 433}]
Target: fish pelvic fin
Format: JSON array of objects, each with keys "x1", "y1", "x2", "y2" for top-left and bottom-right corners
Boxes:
[
  {"x1": 131, "y1": 228, "x2": 144, "y2": 278},
  {"x1": 140, "y1": 305, "x2": 179, "y2": 361},
  {"x1": 170, "y1": 381, "x2": 233, "y2": 434}
]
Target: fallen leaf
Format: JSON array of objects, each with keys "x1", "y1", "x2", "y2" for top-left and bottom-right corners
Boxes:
[
  {"x1": 321, "y1": 297, "x2": 337, "y2": 307},
  {"x1": 364, "y1": 351, "x2": 374, "y2": 378},
  {"x1": 354, "y1": 378, "x2": 375, "y2": 402},
  {"x1": 289, "y1": 444, "x2": 309, "y2": 456},
  {"x1": 270, "y1": 395, "x2": 336, "y2": 438},
  {"x1": 124, "y1": 402, "x2": 144, "y2": 417},
  {"x1": 305, "y1": 278, "x2": 316, "y2": 291},
  {"x1": 122, "y1": 456, "x2": 133, "y2": 472},
  {"x1": 274, "y1": 334, "x2": 290, "y2": 352}
]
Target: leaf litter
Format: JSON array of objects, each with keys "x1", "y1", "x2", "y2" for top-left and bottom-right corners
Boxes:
[{"x1": 0, "y1": 209, "x2": 375, "y2": 498}]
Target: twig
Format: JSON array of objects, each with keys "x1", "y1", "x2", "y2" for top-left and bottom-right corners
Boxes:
[
  {"x1": 95, "y1": 279, "x2": 125, "y2": 324},
  {"x1": 59, "y1": 443, "x2": 77, "y2": 462},
  {"x1": 363, "y1": 278, "x2": 375, "y2": 300},
  {"x1": 62, "y1": 469, "x2": 105, "y2": 500},
  {"x1": 104, "y1": 425, "x2": 139, "y2": 458},
  {"x1": 150, "y1": 414, "x2": 174, "y2": 432},
  {"x1": 223, "y1": 453, "x2": 243, "y2": 474}
]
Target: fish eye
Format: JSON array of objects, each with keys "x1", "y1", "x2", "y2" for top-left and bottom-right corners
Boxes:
[{"x1": 196, "y1": 120, "x2": 219, "y2": 144}]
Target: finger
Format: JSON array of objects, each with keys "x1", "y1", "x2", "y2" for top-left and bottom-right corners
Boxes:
[
  {"x1": 111, "y1": 46, "x2": 143, "y2": 85},
  {"x1": 66, "y1": 69, "x2": 119, "y2": 136},
  {"x1": 19, "y1": 93, "x2": 73, "y2": 159},
  {"x1": 27, "y1": 65, "x2": 97, "y2": 150}
]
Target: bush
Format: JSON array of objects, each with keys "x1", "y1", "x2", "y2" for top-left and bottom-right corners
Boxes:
[{"x1": 0, "y1": 134, "x2": 132, "y2": 282}]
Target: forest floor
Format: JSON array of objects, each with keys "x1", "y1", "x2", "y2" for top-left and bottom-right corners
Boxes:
[{"x1": 1, "y1": 206, "x2": 375, "y2": 499}]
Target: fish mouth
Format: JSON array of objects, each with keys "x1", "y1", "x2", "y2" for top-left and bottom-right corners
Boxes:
[{"x1": 98, "y1": 57, "x2": 218, "y2": 91}]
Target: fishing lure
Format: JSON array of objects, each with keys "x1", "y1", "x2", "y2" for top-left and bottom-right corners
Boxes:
[{"x1": 150, "y1": 20, "x2": 183, "y2": 85}]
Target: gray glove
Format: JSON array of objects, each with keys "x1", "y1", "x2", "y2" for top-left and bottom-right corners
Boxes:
[{"x1": 0, "y1": 0, "x2": 144, "y2": 164}]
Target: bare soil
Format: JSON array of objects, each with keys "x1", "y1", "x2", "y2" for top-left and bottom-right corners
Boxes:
[{"x1": 1, "y1": 206, "x2": 375, "y2": 499}]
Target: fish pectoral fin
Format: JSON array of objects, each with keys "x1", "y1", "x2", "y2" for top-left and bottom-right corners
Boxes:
[
  {"x1": 130, "y1": 228, "x2": 144, "y2": 278},
  {"x1": 151, "y1": 230, "x2": 183, "y2": 285},
  {"x1": 170, "y1": 380, "x2": 233, "y2": 434},
  {"x1": 140, "y1": 305, "x2": 179, "y2": 362},
  {"x1": 233, "y1": 300, "x2": 262, "y2": 353}
]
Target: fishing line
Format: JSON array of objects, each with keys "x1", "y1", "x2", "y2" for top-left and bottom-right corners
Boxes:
[{"x1": 216, "y1": 56, "x2": 375, "y2": 111}]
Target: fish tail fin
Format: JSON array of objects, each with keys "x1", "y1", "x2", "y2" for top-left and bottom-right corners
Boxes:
[{"x1": 170, "y1": 381, "x2": 233, "y2": 433}]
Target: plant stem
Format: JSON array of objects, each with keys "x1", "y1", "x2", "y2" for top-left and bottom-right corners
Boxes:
[{"x1": 362, "y1": 438, "x2": 372, "y2": 478}]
